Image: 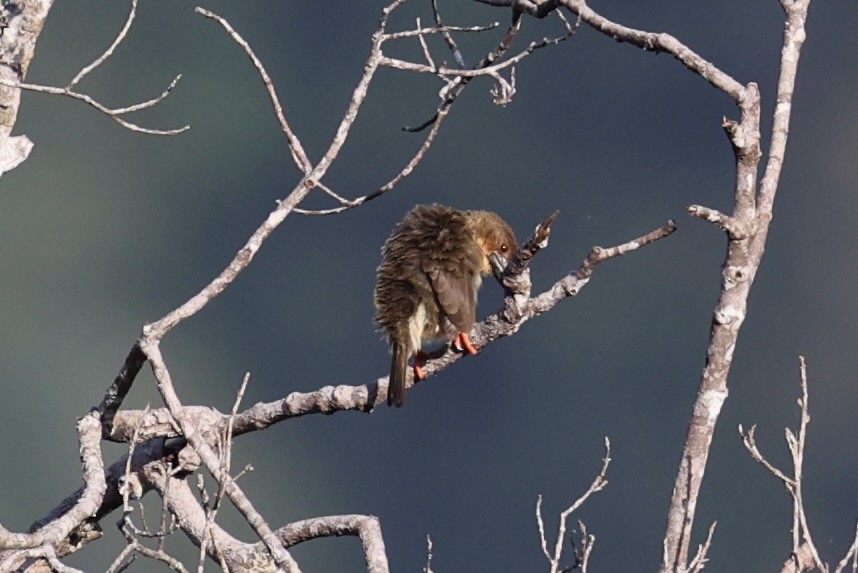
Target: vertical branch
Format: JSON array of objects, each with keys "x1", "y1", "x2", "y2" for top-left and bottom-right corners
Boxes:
[
  {"x1": 659, "y1": 2, "x2": 812, "y2": 570},
  {"x1": 535, "y1": 438, "x2": 610, "y2": 573}
]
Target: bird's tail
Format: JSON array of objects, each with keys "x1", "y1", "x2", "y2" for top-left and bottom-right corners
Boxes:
[{"x1": 388, "y1": 341, "x2": 409, "y2": 407}]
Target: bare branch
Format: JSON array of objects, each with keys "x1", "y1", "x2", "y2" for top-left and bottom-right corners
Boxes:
[
  {"x1": 273, "y1": 515, "x2": 390, "y2": 573},
  {"x1": 196, "y1": 7, "x2": 313, "y2": 174},
  {"x1": 423, "y1": 535, "x2": 434, "y2": 573},
  {"x1": 299, "y1": 5, "x2": 574, "y2": 215},
  {"x1": 2, "y1": 544, "x2": 84, "y2": 573},
  {"x1": 197, "y1": 372, "x2": 251, "y2": 572},
  {"x1": 143, "y1": 1, "x2": 397, "y2": 338},
  {"x1": 739, "y1": 357, "x2": 852, "y2": 573},
  {"x1": 294, "y1": 109, "x2": 448, "y2": 216},
  {"x1": 0, "y1": 413, "x2": 106, "y2": 573},
  {"x1": 98, "y1": 343, "x2": 148, "y2": 437},
  {"x1": 141, "y1": 339, "x2": 302, "y2": 573},
  {"x1": 535, "y1": 437, "x2": 610, "y2": 573},
  {"x1": 687, "y1": 522, "x2": 717, "y2": 573},
  {"x1": 0, "y1": 76, "x2": 188, "y2": 136},
  {"x1": 69, "y1": 0, "x2": 138, "y2": 89},
  {"x1": 431, "y1": 0, "x2": 466, "y2": 67},
  {"x1": 0, "y1": 0, "x2": 188, "y2": 139},
  {"x1": 558, "y1": 0, "x2": 746, "y2": 102},
  {"x1": 91, "y1": 217, "x2": 677, "y2": 445},
  {"x1": 0, "y1": 0, "x2": 50, "y2": 176},
  {"x1": 688, "y1": 205, "x2": 749, "y2": 239},
  {"x1": 140, "y1": 458, "x2": 273, "y2": 572},
  {"x1": 738, "y1": 423, "x2": 795, "y2": 486},
  {"x1": 757, "y1": 0, "x2": 811, "y2": 217},
  {"x1": 834, "y1": 523, "x2": 858, "y2": 573}
]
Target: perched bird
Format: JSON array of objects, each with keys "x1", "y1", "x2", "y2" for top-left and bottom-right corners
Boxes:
[{"x1": 374, "y1": 204, "x2": 517, "y2": 407}]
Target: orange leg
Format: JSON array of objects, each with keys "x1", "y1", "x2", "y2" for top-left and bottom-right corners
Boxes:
[
  {"x1": 413, "y1": 350, "x2": 429, "y2": 380},
  {"x1": 453, "y1": 332, "x2": 479, "y2": 355}
]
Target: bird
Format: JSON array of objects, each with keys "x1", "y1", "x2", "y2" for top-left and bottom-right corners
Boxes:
[{"x1": 374, "y1": 204, "x2": 518, "y2": 407}]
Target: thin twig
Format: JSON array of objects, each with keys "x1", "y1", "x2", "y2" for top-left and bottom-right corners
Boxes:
[
  {"x1": 69, "y1": 0, "x2": 138, "y2": 88},
  {"x1": 834, "y1": 523, "x2": 858, "y2": 573},
  {"x1": 198, "y1": 372, "x2": 250, "y2": 572},
  {"x1": 431, "y1": 0, "x2": 466, "y2": 67},
  {"x1": 423, "y1": 535, "x2": 434, "y2": 573},
  {"x1": 0, "y1": 76, "x2": 188, "y2": 135},
  {"x1": 741, "y1": 357, "x2": 830, "y2": 573},
  {"x1": 687, "y1": 522, "x2": 717, "y2": 573},
  {"x1": 535, "y1": 437, "x2": 610, "y2": 573},
  {"x1": 196, "y1": 7, "x2": 312, "y2": 174},
  {"x1": 142, "y1": 340, "x2": 302, "y2": 573}
]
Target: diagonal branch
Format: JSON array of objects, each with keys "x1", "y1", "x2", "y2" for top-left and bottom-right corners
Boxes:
[
  {"x1": 69, "y1": 0, "x2": 139, "y2": 89},
  {"x1": 97, "y1": 218, "x2": 676, "y2": 444},
  {"x1": 559, "y1": 0, "x2": 746, "y2": 101},
  {"x1": 140, "y1": 339, "x2": 302, "y2": 573},
  {"x1": 111, "y1": 218, "x2": 675, "y2": 436}
]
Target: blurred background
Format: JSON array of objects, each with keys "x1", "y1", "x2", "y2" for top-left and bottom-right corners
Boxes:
[{"x1": 1, "y1": 1, "x2": 856, "y2": 571}]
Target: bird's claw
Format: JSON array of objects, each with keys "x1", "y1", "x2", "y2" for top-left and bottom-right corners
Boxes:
[{"x1": 453, "y1": 332, "x2": 479, "y2": 355}]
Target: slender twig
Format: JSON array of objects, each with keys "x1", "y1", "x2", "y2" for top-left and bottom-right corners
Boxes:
[
  {"x1": 431, "y1": 0, "x2": 466, "y2": 67},
  {"x1": 577, "y1": 520, "x2": 595, "y2": 573},
  {"x1": 196, "y1": 7, "x2": 312, "y2": 174},
  {"x1": 834, "y1": 523, "x2": 858, "y2": 573},
  {"x1": 424, "y1": 535, "x2": 435, "y2": 573},
  {"x1": 687, "y1": 522, "x2": 717, "y2": 573},
  {"x1": 0, "y1": 76, "x2": 188, "y2": 135},
  {"x1": 294, "y1": 110, "x2": 448, "y2": 215},
  {"x1": 535, "y1": 437, "x2": 610, "y2": 573},
  {"x1": 197, "y1": 372, "x2": 250, "y2": 572},
  {"x1": 69, "y1": 0, "x2": 138, "y2": 88},
  {"x1": 740, "y1": 357, "x2": 837, "y2": 573},
  {"x1": 559, "y1": 0, "x2": 745, "y2": 101},
  {"x1": 142, "y1": 340, "x2": 302, "y2": 573},
  {"x1": 143, "y1": 2, "x2": 391, "y2": 338}
]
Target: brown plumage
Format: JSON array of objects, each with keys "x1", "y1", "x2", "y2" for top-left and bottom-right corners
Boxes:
[{"x1": 374, "y1": 204, "x2": 517, "y2": 407}]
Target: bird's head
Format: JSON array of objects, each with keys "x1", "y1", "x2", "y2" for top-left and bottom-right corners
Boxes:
[{"x1": 466, "y1": 210, "x2": 518, "y2": 279}]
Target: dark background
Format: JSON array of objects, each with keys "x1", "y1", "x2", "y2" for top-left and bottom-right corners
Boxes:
[{"x1": 2, "y1": 1, "x2": 857, "y2": 571}]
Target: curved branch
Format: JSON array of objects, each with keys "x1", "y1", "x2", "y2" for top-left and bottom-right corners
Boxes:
[
  {"x1": 196, "y1": 7, "x2": 313, "y2": 175},
  {"x1": 0, "y1": 75, "x2": 189, "y2": 136},
  {"x1": 558, "y1": 0, "x2": 746, "y2": 102}
]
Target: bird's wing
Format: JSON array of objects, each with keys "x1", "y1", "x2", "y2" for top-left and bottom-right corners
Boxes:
[{"x1": 425, "y1": 264, "x2": 479, "y2": 333}]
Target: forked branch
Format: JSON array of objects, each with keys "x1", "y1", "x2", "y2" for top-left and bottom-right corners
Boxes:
[
  {"x1": 741, "y1": 357, "x2": 858, "y2": 573},
  {"x1": 535, "y1": 437, "x2": 611, "y2": 573}
]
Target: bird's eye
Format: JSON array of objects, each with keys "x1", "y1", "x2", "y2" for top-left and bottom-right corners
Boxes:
[{"x1": 500, "y1": 244, "x2": 508, "y2": 253}]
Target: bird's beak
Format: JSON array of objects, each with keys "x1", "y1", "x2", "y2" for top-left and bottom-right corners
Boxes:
[{"x1": 490, "y1": 252, "x2": 510, "y2": 280}]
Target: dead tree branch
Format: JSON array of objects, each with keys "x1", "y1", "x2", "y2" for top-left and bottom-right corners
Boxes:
[
  {"x1": 102, "y1": 216, "x2": 677, "y2": 440},
  {"x1": 535, "y1": 437, "x2": 611, "y2": 573},
  {"x1": 4, "y1": 0, "x2": 816, "y2": 569},
  {"x1": 459, "y1": 1, "x2": 812, "y2": 570},
  {"x1": 0, "y1": 413, "x2": 106, "y2": 566},
  {"x1": 0, "y1": 0, "x2": 187, "y2": 146},
  {"x1": 741, "y1": 357, "x2": 858, "y2": 573}
]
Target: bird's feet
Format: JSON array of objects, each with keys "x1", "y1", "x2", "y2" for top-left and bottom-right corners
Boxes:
[
  {"x1": 413, "y1": 350, "x2": 429, "y2": 380},
  {"x1": 452, "y1": 332, "x2": 479, "y2": 355}
]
